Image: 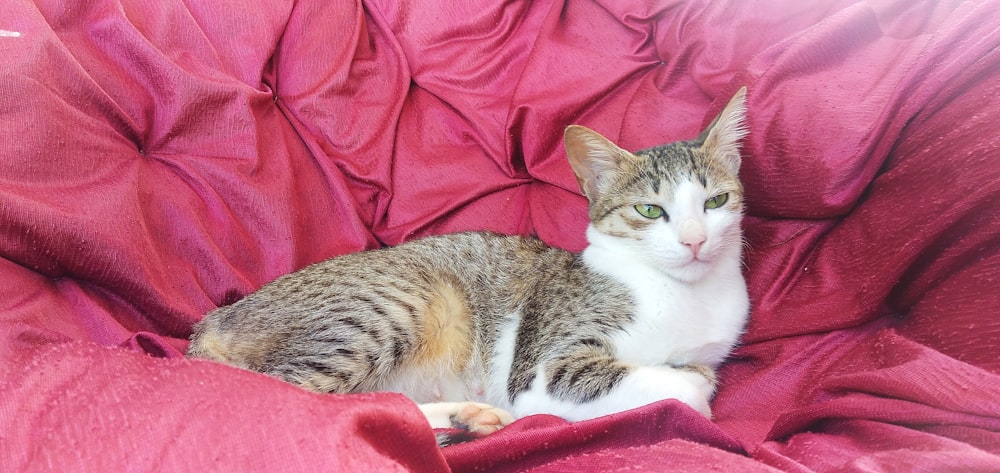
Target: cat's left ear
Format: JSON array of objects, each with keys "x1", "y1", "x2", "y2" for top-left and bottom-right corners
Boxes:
[
  {"x1": 564, "y1": 125, "x2": 633, "y2": 200},
  {"x1": 697, "y1": 87, "x2": 748, "y2": 175}
]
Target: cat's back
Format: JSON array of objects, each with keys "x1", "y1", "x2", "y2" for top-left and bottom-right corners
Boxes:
[{"x1": 186, "y1": 231, "x2": 569, "y2": 377}]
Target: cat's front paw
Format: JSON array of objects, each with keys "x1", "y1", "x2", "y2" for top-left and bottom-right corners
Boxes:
[
  {"x1": 679, "y1": 363, "x2": 718, "y2": 391},
  {"x1": 676, "y1": 366, "x2": 715, "y2": 418}
]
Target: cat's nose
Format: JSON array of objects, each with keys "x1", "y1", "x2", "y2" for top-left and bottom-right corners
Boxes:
[
  {"x1": 685, "y1": 241, "x2": 703, "y2": 258},
  {"x1": 679, "y1": 219, "x2": 707, "y2": 258}
]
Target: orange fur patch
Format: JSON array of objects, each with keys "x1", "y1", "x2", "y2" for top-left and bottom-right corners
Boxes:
[{"x1": 416, "y1": 277, "x2": 473, "y2": 373}]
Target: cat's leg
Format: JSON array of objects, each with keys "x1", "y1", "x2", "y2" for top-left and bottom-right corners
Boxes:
[
  {"x1": 609, "y1": 364, "x2": 717, "y2": 418},
  {"x1": 511, "y1": 353, "x2": 716, "y2": 422},
  {"x1": 418, "y1": 401, "x2": 515, "y2": 434}
]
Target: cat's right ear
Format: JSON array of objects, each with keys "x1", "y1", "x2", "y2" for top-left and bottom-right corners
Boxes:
[{"x1": 564, "y1": 125, "x2": 630, "y2": 200}]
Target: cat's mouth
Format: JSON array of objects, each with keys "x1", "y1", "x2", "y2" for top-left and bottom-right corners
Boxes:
[
  {"x1": 679, "y1": 248, "x2": 709, "y2": 263},
  {"x1": 681, "y1": 253, "x2": 714, "y2": 269},
  {"x1": 687, "y1": 256, "x2": 710, "y2": 265},
  {"x1": 655, "y1": 249, "x2": 711, "y2": 269}
]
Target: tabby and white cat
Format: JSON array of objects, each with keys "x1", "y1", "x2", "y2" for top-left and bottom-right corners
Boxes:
[{"x1": 187, "y1": 88, "x2": 750, "y2": 442}]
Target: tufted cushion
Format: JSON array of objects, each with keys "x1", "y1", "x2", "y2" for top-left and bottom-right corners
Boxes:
[{"x1": 2, "y1": 0, "x2": 999, "y2": 471}]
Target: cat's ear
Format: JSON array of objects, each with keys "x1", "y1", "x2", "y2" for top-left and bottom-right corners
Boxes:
[
  {"x1": 696, "y1": 87, "x2": 748, "y2": 175},
  {"x1": 564, "y1": 125, "x2": 632, "y2": 200}
]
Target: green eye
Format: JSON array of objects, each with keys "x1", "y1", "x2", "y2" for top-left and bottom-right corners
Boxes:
[
  {"x1": 704, "y1": 193, "x2": 729, "y2": 210},
  {"x1": 634, "y1": 204, "x2": 665, "y2": 219}
]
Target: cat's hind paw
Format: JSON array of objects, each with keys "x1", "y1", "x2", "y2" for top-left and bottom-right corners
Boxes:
[
  {"x1": 418, "y1": 401, "x2": 515, "y2": 435},
  {"x1": 452, "y1": 402, "x2": 514, "y2": 435}
]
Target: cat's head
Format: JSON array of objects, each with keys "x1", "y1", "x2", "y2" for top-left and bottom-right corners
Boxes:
[{"x1": 565, "y1": 87, "x2": 747, "y2": 282}]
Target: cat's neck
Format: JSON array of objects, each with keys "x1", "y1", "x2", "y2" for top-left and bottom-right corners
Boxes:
[{"x1": 580, "y1": 224, "x2": 749, "y2": 367}]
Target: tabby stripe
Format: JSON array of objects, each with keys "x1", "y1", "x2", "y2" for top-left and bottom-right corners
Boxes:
[
  {"x1": 334, "y1": 347, "x2": 355, "y2": 358},
  {"x1": 352, "y1": 295, "x2": 391, "y2": 318},
  {"x1": 371, "y1": 287, "x2": 420, "y2": 319},
  {"x1": 294, "y1": 358, "x2": 338, "y2": 375},
  {"x1": 594, "y1": 203, "x2": 627, "y2": 225},
  {"x1": 338, "y1": 316, "x2": 368, "y2": 334}
]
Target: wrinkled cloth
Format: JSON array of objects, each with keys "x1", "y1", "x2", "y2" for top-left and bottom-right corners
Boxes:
[{"x1": 2, "y1": 0, "x2": 999, "y2": 471}]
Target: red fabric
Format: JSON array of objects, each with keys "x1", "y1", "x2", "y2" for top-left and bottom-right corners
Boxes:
[{"x1": 2, "y1": 0, "x2": 999, "y2": 471}]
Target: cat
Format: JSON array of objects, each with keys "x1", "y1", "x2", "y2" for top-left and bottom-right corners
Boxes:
[{"x1": 187, "y1": 87, "x2": 750, "y2": 445}]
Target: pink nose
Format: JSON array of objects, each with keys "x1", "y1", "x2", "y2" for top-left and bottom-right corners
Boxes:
[
  {"x1": 679, "y1": 219, "x2": 707, "y2": 258},
  {"x1": 684, "y1": 240, "x2": 704, "y2": 258}
]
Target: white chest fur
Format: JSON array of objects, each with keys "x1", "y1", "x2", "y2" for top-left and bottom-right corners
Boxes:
[{"x1": 583, "y1": 230, "x2": 749, "y2": 369}]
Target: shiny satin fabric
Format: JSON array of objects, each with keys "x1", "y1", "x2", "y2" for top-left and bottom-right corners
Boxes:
[{"x1": 1, "y1": 0, "x2": 998, "y2": 471}]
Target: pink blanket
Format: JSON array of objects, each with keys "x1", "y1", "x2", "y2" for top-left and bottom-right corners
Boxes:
[{"x1": 3, "y1": 0, "x2": 999, "y2": 470}]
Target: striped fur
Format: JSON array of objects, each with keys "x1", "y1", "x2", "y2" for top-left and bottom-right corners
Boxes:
[{"x1": 188, "y1": 88, "x2": 751, "y2": 444}]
